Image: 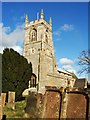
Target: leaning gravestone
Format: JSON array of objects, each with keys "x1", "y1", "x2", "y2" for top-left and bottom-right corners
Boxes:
[{"x1": 8, "y1": 91, "x2": 15, "y2": 110}]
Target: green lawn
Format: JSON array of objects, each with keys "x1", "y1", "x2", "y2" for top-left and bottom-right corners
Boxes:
[{"x1": 3, "y1": 100, "x2": 26, "y2": 118}]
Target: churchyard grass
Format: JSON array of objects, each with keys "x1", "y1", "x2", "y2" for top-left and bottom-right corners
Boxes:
[{"x1": 3, "y1": 100, "x2": 26, "y2": 118}]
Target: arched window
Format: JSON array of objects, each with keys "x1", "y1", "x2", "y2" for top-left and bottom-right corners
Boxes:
[
  {"x1": 30, "y1": 29, "x2": 37, "y2": 42},
  {"x1": 32, "y1": 32, "x2": 35, "y2": 40},
  {"x1": 30, "y1": 74, "x2": 37, "y2": 88}
]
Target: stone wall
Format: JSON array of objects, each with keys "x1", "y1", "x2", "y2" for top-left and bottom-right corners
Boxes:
[{"x1": 47, "y1": 74, "x2": 67, "y2": 87}]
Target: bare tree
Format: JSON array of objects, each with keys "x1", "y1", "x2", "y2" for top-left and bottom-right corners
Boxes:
[{"x1": 78, "y1": 50, "x2": 90, "y2": 74}]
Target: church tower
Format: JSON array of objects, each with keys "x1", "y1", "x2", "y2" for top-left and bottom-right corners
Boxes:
[
  {"x1": 23, "y1": 10, "x2": 58, "y2": 93},
  {"x1": 23, "y1": 9, "x2": 77, "y2": 95}
]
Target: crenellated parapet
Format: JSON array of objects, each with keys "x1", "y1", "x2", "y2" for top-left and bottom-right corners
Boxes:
[{"x1": 24, "y1": 10, "x2": 52, "y2": 31}]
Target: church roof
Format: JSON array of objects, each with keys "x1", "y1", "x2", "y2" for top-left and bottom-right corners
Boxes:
[
  {"x1": 73, "y1": 78, "x2": 87, "y2": 88},
  {"x1": 58, "y1": 69, "x2": 78, "y2": 79}
]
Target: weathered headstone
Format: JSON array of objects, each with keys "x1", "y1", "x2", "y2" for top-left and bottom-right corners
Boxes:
[
  {"x1": 66, "y1": 92, "x2": 87, "y2": 119},
  {"x1": 25, "y1": 92, "x2": 38, "y2": 118},
  {"x1": 0, "y1": 96, "x2": 2, "y2": 120},
  {"x1": 0, "y1": 93, "x2": 6, "y2": 120},
  {"x1": 1, "y1": 93, "x2": 6, "y2": 108},
  {"x1": 41, "y1": 89, "x2": 61, "y2": 118},
  {"x1": 8, "y1": 91, "x2": 15, "y2": 110}
]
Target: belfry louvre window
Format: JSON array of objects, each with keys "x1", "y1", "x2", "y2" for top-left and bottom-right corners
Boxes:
[{"x1": 30, "y1": 29, "x2": 37, "y2": 41}]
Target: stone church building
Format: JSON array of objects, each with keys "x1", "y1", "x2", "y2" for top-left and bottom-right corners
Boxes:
[{"x1": 23, "y1": 9, "x2": 77, "y2": 94}]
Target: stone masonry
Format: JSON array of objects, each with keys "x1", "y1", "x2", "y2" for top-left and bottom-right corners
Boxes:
[{"x1": 23, "y1": 9, "x2": 76, "y2": 94}]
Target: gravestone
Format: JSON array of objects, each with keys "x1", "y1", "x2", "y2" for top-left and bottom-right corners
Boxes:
[
  {"x1": 1, "y1": 93, "x2": 6, "y2": 108},
  {"x1": 66, "y1": 92, "x2": 87, "y2": 119},
  {"x1": 41, "y1": 87, "x2": 61, "y2": 119},
  {"x1": 8, "y1": 91, "x2": 15, "y2": 110},
  {"x1": 0, "y1": 93, "x2": 6, "y2": 120},
  {"x1": 25, "y1": 92, "x2": 37, "y2": 118},
  {"x1": 0, "y1": 96, "x2": 2, "y2": 120}
]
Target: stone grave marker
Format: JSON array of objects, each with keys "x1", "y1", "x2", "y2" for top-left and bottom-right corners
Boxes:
[
  {"x1": 8, "y1": 91, "x2": 15, "y2": 110},
  {"x1": 0, "y1": 93, "x2": 6, "y2": 120},
  {"x1": 1, "y1": 93, "x2": 6, "y2": 108},
  {"x1": 0, "y1": 96, "x2": 2, "y2": 120}
]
